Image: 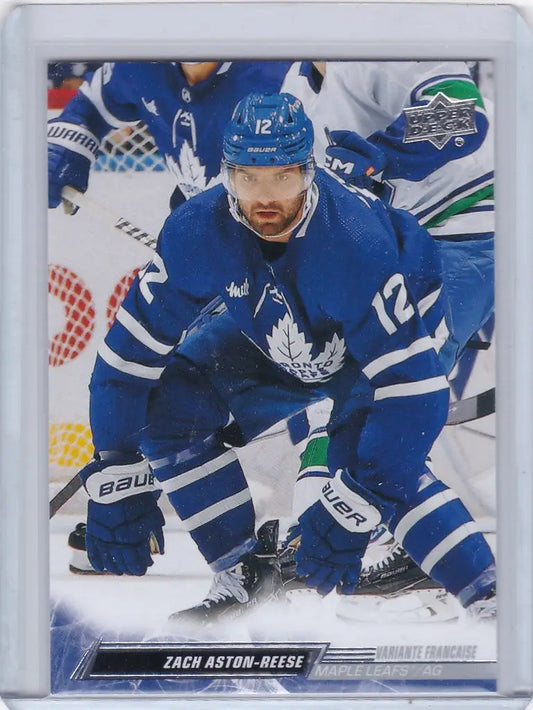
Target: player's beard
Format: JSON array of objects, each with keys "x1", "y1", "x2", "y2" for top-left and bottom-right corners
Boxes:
[{"x1": 240, "y1": 194, "x2": 306, "y2": 242}]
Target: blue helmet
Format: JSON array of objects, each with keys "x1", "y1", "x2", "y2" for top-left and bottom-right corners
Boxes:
[{"x1": 222, "y1": 92, "x2": 314, "y2": 167}]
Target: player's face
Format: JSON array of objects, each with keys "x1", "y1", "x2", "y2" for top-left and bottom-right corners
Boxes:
[{"x1": 232, "y1": 166, "x2": 307, "y2": 241}]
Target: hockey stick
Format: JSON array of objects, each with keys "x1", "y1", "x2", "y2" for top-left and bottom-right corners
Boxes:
[
  {"x1": 49, "y1": 423, "x2": 287, "y2": 518},
  {"x1": 50, "y1": 190, "x2": 159, "y2": 519},
  {"x1": 446, "y1": 386, "x2": 495, "y2": 425},
  {"x1": 50, "y1": 472, "x2": 83, "y2": 518},
  {"x1": 50, "y1": 388, "x2": 495, "y2": 518},
  {"x1": 61, "y1": 185, "x2": 158, "y2": 250}
]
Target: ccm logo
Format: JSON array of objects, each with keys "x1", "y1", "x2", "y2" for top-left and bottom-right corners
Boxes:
[
  {"x1": 99, "y1": 473, "x2": 154, "y2": 498},
  {"x1": 322, "y1": 481, "x2": 368, "y2": 525},
  {"x1": 325, "y1": 156, "x2": 355, "y2": 175}
]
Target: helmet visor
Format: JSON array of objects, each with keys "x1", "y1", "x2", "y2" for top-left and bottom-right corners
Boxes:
[{"x1": 222, "y1": 160, "x2": 315, "y2": 202}]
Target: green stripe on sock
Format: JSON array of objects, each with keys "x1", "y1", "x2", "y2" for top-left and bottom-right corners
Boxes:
[
  {"x1": 299, "y1": 435, "x2": 329, "y2": 473},
  {"x1": 422, "y1": 79, "x2": 485, "y2": 109},
  {"x1": 424, "y1": 184, "x2": 494, "y2": 229}
]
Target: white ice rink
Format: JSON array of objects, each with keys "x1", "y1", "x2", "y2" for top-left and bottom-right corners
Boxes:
[{"x1": 50, "y1": 514, "x2": 496, "y2": 657}]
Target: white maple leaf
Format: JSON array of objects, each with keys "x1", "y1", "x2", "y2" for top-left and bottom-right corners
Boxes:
[
  {"x1": 266, "y1": 314, "x2": 346, "y2": 382},
  {"x1": 166, "y1": 144, "x2": 221, "y2": 200},
  {"x1": 314, "y1": 333, "x2": 346, "y2": 377},
  {"x1": 266, "y1": 314, "x2": 313, "y2": 365}
]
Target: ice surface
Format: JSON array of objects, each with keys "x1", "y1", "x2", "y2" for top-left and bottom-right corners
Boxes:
[{"x1": 50, "y1": 516, "x2": 496, "y2": 696}]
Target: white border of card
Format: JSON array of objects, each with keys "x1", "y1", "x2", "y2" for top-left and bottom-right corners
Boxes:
[{"x1": 1, "y1": 2, "x2": 533, "y2": 707}]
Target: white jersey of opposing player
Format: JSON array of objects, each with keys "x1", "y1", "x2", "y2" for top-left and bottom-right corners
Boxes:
[{"x1": 282, "y1": 61, "x2": 494, "y2": 240}]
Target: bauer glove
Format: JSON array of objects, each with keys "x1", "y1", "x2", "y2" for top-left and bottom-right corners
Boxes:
[
  {"x1": 325, "y1": 129, "x2": 386, "y2": 186},
  {"x1": 295, "y1": 469, "x2": 382, "y2": 595},
  {"x1": 80, "y1": 452, "x2": 165, "y2": 576},
  {"x1": 47, "y1": 120, "x2": 100, "y2": 209}
]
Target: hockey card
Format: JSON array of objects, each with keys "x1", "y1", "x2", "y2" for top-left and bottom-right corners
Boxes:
[{"x1": 48, "y1": 58, "x2": 496, "y2": 697}]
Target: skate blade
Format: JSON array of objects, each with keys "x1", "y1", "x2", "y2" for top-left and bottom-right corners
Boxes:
[
  {"x1": 336, "y1": 589, "x2": 460, "y2": 623},
  {"x1": 286, "y1": 587, "x2": 321, "y2": 602},
  {"x1": 68, "y1": 549, "x2": 109, "y2": 575},
  {"x1": 68, "y1": 564, "x2": 110, "y2": 576}
]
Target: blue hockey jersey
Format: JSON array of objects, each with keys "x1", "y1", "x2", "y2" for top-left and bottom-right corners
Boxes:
[
  {"x1": 61, "y1": 61, "x2": 291, "y2": 205},
  {"x1": 90, "y1": 169, "x2": 450, "y2": 483}
]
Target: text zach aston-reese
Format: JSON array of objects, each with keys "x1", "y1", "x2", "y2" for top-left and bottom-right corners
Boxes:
[{"x1": 162, "y1": 653, "x2": 307, "y2": 671}]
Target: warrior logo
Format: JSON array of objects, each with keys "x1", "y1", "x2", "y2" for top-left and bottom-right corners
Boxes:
[{"x1": 403, "y1": 92, "x2": 477, "y2": 150}]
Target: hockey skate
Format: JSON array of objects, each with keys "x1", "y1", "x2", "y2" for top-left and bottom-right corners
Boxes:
[
  {"x1": 68, "y1": 521, "x2": 161, "y2": 574},
  {"x1": 169, "y1": 520, "x2": 285, "y2": 625},
  {"x1": 68, "y1": 522, "x2": 105, "y2": 575},
  {"x1": 336, "y1": 541, "x2": 460, "y2": 623},
  {"x1": 349, "y1": 541, "x2": 442, "y2": 596},
  {"x1": 277, "y1": 536, "x2": 319, "y2": 598},
  {"x1": 466, "y1": 591, "x2": 496, "y2": 621}
]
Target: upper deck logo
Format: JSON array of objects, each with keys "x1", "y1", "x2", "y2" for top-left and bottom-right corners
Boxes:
[{"x1": 403, "y1": 92, "x2": 477, "y2": 150}]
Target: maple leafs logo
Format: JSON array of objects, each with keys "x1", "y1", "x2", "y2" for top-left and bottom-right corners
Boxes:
[
  {"x1": 166, "y1": 142, "x2": 221, "y2": 200},
  {"x1": 266, "y1": 314, "x2": 346, "y2": 382}
]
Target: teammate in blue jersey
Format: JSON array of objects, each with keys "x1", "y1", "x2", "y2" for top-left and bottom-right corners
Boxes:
[
  {"x1": 47, "y1": 60, "x2": 291, "y2": 574},
  {"x1": 48, "y1": 60, "x2": 291, "y2": 211},
  {"x1": 80, "y1": 93, "x2": 495, "y2": 622}
]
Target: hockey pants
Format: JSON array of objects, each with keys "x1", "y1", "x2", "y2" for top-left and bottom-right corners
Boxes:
[{"x1": 139, "y1": 312, "x2": 494, "y2": 602}]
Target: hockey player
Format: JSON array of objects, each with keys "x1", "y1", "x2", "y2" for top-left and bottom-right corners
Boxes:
[
  {"x1": 282, "y1": 60, "x2": 494, "y2": 373},
  {"x1": 280, "y1": 61, "x2": 495, "y2": 608},
  {"x1": 48, "y1": 60, "x2": 291, "y2": 212},
  {"x1": 79, "y1": 93, "x2": 495, "y2": 623},
  {"x1": 47, "y1": 60, "x2": 291, "y2": 573}
]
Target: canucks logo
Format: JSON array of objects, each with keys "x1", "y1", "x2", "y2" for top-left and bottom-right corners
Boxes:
[
  {"x1": 266, "y1": 313, "x2": 346, "y2": 383},
  {"x1": 402, "y1": 92, "x2": 477, "y2": 150}
]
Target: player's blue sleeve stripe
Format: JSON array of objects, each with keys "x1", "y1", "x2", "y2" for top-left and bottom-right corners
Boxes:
[
  {"x1": 394, "y1": 488, "x2": 459, "y2": 545},
  {"x1": 420, "y1": 521, "x2": 479, "y2": 575},
  {"x1": 307, "y1": 426, "x2": 328, "y2": 441},
  {"x1": 417, "y1": 286, "x2": 442, "y2": 317},
  {"x1": 362, "y1": 335, "x2": 436, "y2": 380},
  {"x1": 158, "y1": 450, "x2": 237, "y2": 490},
  {"x1": 462, "y1": 204, "x2": 494, "y2": 213},
  {"x1": 105, "y1": 322, "x2": 174, "y2": 370},
  {"x1": 374, "y1": 375, "x2": 449, "y2": 402},
  {"x1": 432, "y1": 318, "x2": 450, "y2": 354},
  {"x1": 79, "y1": 66, "x2": 137, "y2": 129},
  {"x1": 414, "y1": 172, "x2": 494, "y2": 222},
  {"x1": 296, "y1": 466, "x2": 330, "y2": 482},
  {"x1": 181, "y1": 488, "x2": 252, "y2": 532},
  {"x1": 216, "y1": 62, "x2": 232, "y2": 75},
  {"x1": 115, "y1": 306, "x2": 175, "y2": 355},
  {"x1": 97, "y1": 341, "x2": 165, "y2": 381}
]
